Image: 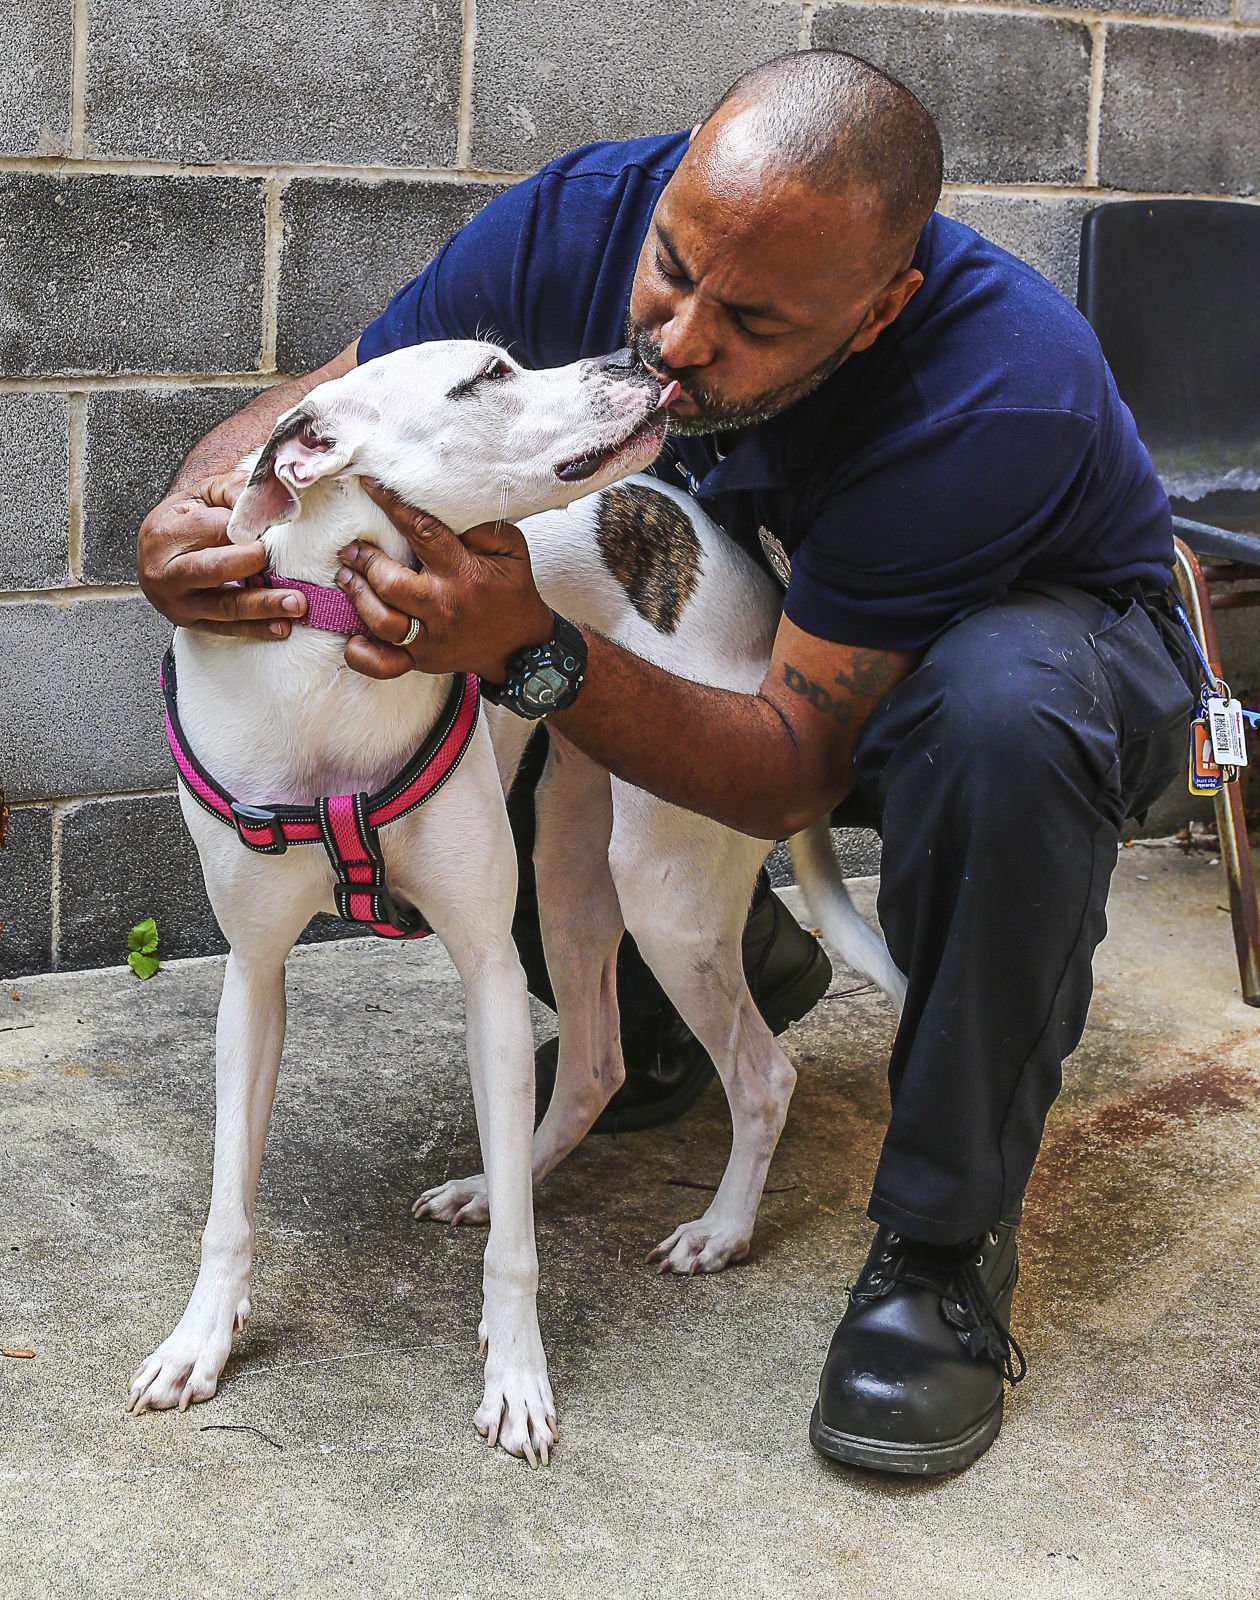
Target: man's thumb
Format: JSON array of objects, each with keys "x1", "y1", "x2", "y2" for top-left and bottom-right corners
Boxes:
[{"x1": 462, "y1": 519, "x2": 528, "y2": 559}]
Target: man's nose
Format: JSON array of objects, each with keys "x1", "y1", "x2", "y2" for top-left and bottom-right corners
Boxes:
[{"x1": 658, "y1": 297, "x2": 716, "y2": 371}]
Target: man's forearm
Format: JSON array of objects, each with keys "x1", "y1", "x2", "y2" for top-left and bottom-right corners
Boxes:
[{"x1": 550, "y1": 630, "x2": 846, "y2": 839}]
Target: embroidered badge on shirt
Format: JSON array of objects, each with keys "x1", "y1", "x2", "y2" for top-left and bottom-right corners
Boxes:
[{"x1": 759, "y1": 526, "x2": 792, "y2": 587}]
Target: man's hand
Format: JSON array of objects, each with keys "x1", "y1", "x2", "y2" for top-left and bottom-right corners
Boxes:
[
  {"x1": 136, "y1": 472, "x2": 307, "y2": 638},
  {"x1": 335, "y1": 481, "x2": 553, "y2": 681}
]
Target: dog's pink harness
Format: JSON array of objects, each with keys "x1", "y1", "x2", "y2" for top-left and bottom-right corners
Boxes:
[{"x1": 160, "y1": 575, "x2": 480, "y2": 941}]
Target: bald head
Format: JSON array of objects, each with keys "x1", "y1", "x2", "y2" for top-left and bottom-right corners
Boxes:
[{"x1": 697, "y1": 50, "x2": 943, "y2": 279}]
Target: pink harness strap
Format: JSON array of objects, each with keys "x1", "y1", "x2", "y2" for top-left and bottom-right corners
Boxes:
[{"x1": 160, "y1": 647, "x2": 479, "y2": 941}]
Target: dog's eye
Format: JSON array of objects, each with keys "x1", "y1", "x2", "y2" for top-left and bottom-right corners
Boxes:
[{"x1": 448, "y1": 359, "x2": 514, "y2": 401}]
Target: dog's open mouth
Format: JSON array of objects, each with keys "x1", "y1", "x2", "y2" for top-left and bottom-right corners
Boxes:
[{"x1": 555, "y1": 380, "x2": 682, "y2": 483}]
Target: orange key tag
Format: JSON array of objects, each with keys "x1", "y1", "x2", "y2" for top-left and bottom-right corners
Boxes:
[{"x1": 1188, "y1": 718, "x2": 1224, "y2": 796}]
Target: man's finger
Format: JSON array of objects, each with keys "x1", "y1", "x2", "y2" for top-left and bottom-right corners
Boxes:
[
  {"x1": 335, "y1": 563, "x2": 418, "y2": 643},
  {"x1": 190, "y1": 618, "x2": 298, "y2": 641},
  {"x1": 343, "y1": 635, "x2": 415, "y2": 680},
  {"x1": 461, "y1": 518, "x2": 530, "y2": 560},
  {"x1": 197, "y1": 581, "x2": 307, "y2": 625},
  {"x1": 338, "y1": 543, "x2": 434, "y2": 615},
  {"x1": 168, "y1": 538, "x2": 272, "y2": 587},
  {"x1": 360, "y1": 478, "x2": 468, "y2": 576}
]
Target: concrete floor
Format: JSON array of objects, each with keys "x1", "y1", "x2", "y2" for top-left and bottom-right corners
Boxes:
[{"x1": 1, "y1": 848, "x2": 1258, "y2": 1600}]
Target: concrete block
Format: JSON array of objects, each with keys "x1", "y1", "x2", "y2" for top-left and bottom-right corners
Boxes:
[
  {"x1": 82, "y1": 386, "x2": 264, "y2": 586},
  {"x1": 1242, "y1": 0, "x2": 1260, "y2": 20},
  {"x1": 277, "y1": 181, "x2": 511, "y2": 372},
  {"x1": 85, "y1": 0, "x2": 461, "y2": 165},
  {"x1": 0, "y1": 394, "x2": 70, "y2": 590},
  {"x1": 811, "y1": 6, "x2": 1092, "y2": 185},
  {"x1": 57, "y1": 793, "x2": 225, "y2": 970},
  {"x1": 0, "y1": 806, "x2": 53, "y2": 980},
  {"x1": 0, "y1": 596, "x2": 171, "y2": 803},
  {"x1": 57, "y1": 795, "x2": 367, "y2": 970},
  {"x1": 0, "y1": 0, "x2": 74, "y2": 156},
  {"x1": 948, "y1": 194, "x2": 1098, "y2": 300},
  {"x1": 0, "y1": 176, "x2": 266, "y2": 377},
  {"x1": 471, "y1": 0, "x2": 801, "y2": 171},
  {"x1": 1099, "y1": 29, "x2": 1260, "y2": 195}
]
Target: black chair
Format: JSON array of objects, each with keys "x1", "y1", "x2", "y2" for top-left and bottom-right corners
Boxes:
[{"x1": 1078, "y1": 199, "x2": 1260, "y2": 1004}]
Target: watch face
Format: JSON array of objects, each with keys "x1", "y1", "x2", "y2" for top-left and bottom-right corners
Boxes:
[{"x1": 522, "y1": 663, "x2": 570, "y2": 710}]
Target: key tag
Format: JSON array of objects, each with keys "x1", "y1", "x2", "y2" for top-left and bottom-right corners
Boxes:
[
  {"x1": 1206, "y1": 692, "x2": 1249, "y2": 769},
  {"x1": 1189, "y1": 717, "x2": 1224, "y2": 795}
]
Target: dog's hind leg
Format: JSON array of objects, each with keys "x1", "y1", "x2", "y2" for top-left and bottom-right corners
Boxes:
[
  {"x1": 531, "y1": 737, "x2": 628, "y2": 1166},
  {"x1": 128, "y1": 882, "x2": 311, "y2": 1414},
  {"x1": 610, "y1": 789, "x2": 798, "y2": 1275},
  {"x1": 415, "y1": 734, "x2": 626, "y2": 1214}
]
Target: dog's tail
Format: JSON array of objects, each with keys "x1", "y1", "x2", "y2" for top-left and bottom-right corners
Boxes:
[{"x1": 789, "y1": 821, "x2": 907, "y2": 1013}]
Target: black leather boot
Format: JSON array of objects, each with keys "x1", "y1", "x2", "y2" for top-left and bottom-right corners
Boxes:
[
  {"x1": 535, "y1": 868, "x2": 832, "y2": 1133},
  {"x1": 810, "y1": 1215, "x2": 1026, "y2": 1475}
]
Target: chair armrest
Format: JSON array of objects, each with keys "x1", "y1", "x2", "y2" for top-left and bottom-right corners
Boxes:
[{"x1": 1172, "y1": 516, "x2": 1260, "y2": 566}]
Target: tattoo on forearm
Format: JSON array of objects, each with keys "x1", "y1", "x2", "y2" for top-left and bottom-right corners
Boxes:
[
  {"x1": 782, "y1": 663, "x2": 856, "y2": 724},
  {"x1": 833, "y1": 655, "x2": 899, "y2": 698},
  {"x1": 783, "y1": 652, "x2": 903, "y2": 724}
]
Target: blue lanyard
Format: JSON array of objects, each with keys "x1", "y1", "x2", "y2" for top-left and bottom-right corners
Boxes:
[{"x1": 1170, "y1": 602, "x2": 1260, "y2": 727}]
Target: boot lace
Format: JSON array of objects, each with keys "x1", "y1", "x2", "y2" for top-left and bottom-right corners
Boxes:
[{"x1": 848, "y1": 1230, "x2": 1027, "y2": 1387}]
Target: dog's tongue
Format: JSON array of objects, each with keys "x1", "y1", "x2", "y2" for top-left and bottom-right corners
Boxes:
[{"x1": 654, "y1": 380, "x2": 682, "y2": 411}]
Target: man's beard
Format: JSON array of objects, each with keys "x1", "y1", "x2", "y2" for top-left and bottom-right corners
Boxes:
[{"x1": 625, "y1": 318, "x2": 854, "y2": 436}]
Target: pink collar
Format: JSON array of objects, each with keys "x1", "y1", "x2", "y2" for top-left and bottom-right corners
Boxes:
[{"x1": 249, "y1": 572, "x2": 369, "y2": 637}]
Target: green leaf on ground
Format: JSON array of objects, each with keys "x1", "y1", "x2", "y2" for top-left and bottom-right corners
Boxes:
[{"x1": 126, "y1": 917, "x2": 160, "y2": 978}]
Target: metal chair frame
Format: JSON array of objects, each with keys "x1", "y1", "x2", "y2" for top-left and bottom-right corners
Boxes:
[{"x1": 1171, "y1": 526, "x2": 1260, "y2": 1005}]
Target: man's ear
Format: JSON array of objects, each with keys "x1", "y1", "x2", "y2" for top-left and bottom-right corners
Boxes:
[{"x1": 226, "y1": 400, "x2": 379, "y2": 543}]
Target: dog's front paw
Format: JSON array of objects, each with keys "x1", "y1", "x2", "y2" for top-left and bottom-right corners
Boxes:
[
  {"x1": 126, "y1": 1292, "x2": 250, "y2": 1414},
  {"x1": 648, "y1": 1214, "x2": 752, "y2": 1275},
  {"x1": 413, "y1": 1175, "x2": 490, "y2": 1225},
  {"x1": 474, "y1": 1295, "x2": 556, "y2": 1467}
]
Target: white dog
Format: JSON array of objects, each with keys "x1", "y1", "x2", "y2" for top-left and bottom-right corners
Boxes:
[
  {"x1": 127, "y1": 339, "x2": 903, "y2": 1461},
  {"x1": 127, "y1": 341, "x2": 677, "y2": 1464}
]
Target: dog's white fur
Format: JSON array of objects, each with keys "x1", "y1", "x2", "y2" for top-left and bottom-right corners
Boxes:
[
  {"x1": 127, "y1": 342, "x2": 675, "y2": 1463},
  {"x1": 129, "y1": 339, "x2": 904, "y2": 1457}
]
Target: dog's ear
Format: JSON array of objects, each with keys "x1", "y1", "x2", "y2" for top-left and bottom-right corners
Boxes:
[{"x1": 226, "y1": 400, "x2": 378, "y2": 542}]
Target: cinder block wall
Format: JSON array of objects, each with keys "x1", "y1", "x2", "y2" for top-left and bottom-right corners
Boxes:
[{"x1": 2, "y1": 1, "x2": 1258, "y2": 977}]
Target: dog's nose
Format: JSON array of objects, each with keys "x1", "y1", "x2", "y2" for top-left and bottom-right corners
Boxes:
[
  {"x1": 595, "y1": 347, "x2": 637, "y2": 379},
  {"x1": 592, "y1": 346, "x2": 663, "y2": 399}
]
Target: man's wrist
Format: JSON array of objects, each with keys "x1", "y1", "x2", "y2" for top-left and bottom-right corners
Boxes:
[
  {"x1": 481, "y1": 610, "x2": 588, "y2": 719},
  {"x1": 484, "y1": 599, "x2": 555, "y2": 682}
]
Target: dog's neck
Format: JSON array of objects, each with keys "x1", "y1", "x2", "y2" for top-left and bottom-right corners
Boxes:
[
  {"x1": 258, "y1": 477, "x2": 495, "y2": 588},
  {"x1": 259, "y1": 478, "x2": 413, "y2": 586}
]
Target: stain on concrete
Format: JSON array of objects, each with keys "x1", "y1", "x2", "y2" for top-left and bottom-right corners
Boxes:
[{"x1": 595, "y1": 483, "x2": 701, "y2": 634}]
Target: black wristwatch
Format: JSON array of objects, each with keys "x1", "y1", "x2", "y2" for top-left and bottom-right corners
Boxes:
[{"x1": 480, "y1": 611, "x2": 588, "y2": 720}]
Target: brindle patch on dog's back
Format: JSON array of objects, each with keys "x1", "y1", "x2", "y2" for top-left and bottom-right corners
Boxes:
[{"x1": 596, "y1": 484, "x2": 701, "y2": 635}]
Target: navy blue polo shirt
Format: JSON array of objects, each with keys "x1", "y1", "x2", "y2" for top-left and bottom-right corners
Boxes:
[{"x1": 359, "y1": 133, "x2": 1173, "y2": 653}]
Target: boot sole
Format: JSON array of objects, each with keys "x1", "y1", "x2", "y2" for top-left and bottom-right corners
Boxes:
[{"x1": 808, "y1": 1395, "x2": 1005, "y2": 1476}]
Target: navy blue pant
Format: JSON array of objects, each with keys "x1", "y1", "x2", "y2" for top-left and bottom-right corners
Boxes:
[
  {"x1": 844, "y1": 583, "x2": 1195, "y2": 1242},
  {"x1": 510, "y1": 583, "x2": 1197, "y2": 1245}
]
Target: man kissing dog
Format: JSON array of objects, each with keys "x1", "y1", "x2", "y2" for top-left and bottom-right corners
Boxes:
[{"x1": 139, "y1": 50, "x2": 1195, "y2": 1474}]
